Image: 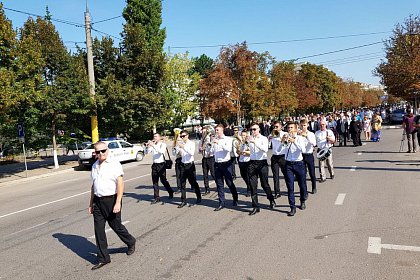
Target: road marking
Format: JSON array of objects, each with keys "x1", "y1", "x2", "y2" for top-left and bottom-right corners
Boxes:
[
  {"x1": 334, "y1": 193, "x2": 346, "y2": 205},
  {"x1": 125, "y1": 174, "x2": 149, "y2": 182},
  {"x1": 4, "y1": 221, "x2": 48, "y2": 238},
  {"x1": 357, "y1": 152, "x2": 362, "y2": 155},
  {"x1": 350, "y1": 166, "x2": 357, "y2": 171},
  {"x1": 362, "y1": 143, "x2": 366, "y2": 146},
  {"x1": 88, "y1": 221, "x2": 130, "y2": 239},
  {"x1": 0, "y1": 191, "x2": 90, "y2": 219},
  {"x1": 368, "y1": 237, "x2": 420, "y2": 254}
]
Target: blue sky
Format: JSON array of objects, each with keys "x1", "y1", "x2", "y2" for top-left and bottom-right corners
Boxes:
[{"x1": 1, "y1": 0, "x2": 419, "y2": 85}]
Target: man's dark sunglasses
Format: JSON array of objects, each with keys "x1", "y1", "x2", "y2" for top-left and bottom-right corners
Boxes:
[
  {"x1": 251, "y1": 128, "x2": 258, "y2": 131},
  {"x1": 180, "y1": 135, "x2": 187, "y2": 138},
  {"x1": 95, "y1": 149, "x2": 107, "y2": 155}
]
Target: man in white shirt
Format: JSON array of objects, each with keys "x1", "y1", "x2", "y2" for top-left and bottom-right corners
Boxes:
[
  {"x1": 238, "y1": 129, "x2": 251, "y2": 196},
  {"x1": 315, "y1": 120, "x2": 336, "y2": 182},
  {"x1": 146, "y1": 133, "x2": 174, "y2": 204},
  {"x1": 270, "y1": 121, "x2": 287, "y2": 198},
  {"x1": 199, "y1": 128, "x2": 215, "y2": 196},
  {"x1": 299, "y1": 119, "x2": 317, "y2": 194},
  {"x1": 173, "y1": 130, "x2": 202, "y2": 208},
  {"x1": 211, "y1": 124, "x2": 239, "y2": 211},
  {"x1": 282, "y1": 122, "x2": 308, "y2": 217},
  {"x1": 248, "y1": 123, "x2": 275, "y2": 216},
  {"x1": 88, "y1": 141, "x2": 136, "y2": 270}
]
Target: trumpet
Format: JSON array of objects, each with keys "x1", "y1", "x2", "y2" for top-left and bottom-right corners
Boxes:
[
  {"x1": 271, "y1": 129, "x2": 281, "y2": 138},
  {"x1": 173, "y1": 128, "x2": 182, "y2": 147},
  {"x1": 281, "y1": 133, "x2": 295, "y2": 144}
]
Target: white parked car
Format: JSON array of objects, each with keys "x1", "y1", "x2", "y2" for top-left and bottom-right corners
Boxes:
[{"x1": 78, "y1": 140, "x2": 144, "y2": 168}]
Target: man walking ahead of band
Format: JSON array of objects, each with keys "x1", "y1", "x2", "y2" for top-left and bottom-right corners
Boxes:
[
  {"x1": 282, "y1": 122, "x2": 308, "y2": 217},
  {"x1": 248, "y1": 123, "x2": 276, "y2": 216},
  {"x1": 315, "y1": 120, "x2": 336, "y2": 182},
  {"x1": 211, "y1": 124, "x2": 239, "y2": 211},
  {"x1": 89, "y1": 141, "x2": 136, "y2": 270},
  {"x1": 299, "y1": 119, "x2": 317, "y2": 194}
]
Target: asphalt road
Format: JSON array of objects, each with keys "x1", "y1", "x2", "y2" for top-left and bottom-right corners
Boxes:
[{"x1": 1, "y1": 128, "x2": 420, "y2": 280}]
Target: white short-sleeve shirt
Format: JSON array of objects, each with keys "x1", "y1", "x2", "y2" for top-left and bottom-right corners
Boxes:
[{"x1": 91, "y1": 158, "x2": 124, "y2": 197}]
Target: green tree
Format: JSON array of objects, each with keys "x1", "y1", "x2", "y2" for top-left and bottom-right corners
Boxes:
[
  {"x1": 162, "y1": 52, "x2": 200, "y2": 127},
  {"x1": 270, "y1": 61, "x2": 298, "y2": 117},
  {"x1": 375, "y1": 15, "x2": 420, "y2": 103},
  {"x1": 190, "y1": 54, "x2": 214, "y2": 78}
]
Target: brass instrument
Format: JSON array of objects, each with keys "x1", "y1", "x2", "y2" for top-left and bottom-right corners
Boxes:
[
  {"x1": 173, "y1": 128, "x2": 182, "y2": 147},
  {"x1": 271, "y1": 129, "x2": 281, "y2": 138},
  {"x1": 201, "y1": 125, "x2": 215, "y2": 157}
]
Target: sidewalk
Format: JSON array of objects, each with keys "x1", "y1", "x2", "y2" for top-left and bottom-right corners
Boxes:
[{"x1": 0, "y1": 155, "x2": 79, "y2": 185}]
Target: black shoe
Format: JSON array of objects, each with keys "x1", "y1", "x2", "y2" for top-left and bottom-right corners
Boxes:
[
  {"x1": 249, "y1": 207, "x2": 260, "y2": 216},
  {"x1": 269, "y1": 199, "x2": 276, "y2": 209},
  {"x1": 312, "y1": 188, "x2": 317, "y2": 194},
  {"x1": 245, "y1": 192, "x2": 250, "y2": 197},
  {"x1": 331, "y1": 175, "x2": 335, "y2": 180},
  {"x1": 203, "y1": 189, "x2": 210, "y2": 196},
  {"x1": 168, "y1": 192, "x2": 174, "y2": 199},
  {"x1": 232, "y1": 200, "x2": 238, "y2": 206},
  {"x1": 274, "y1": 193, "x2": 281, "y2": 199},
  {"x1": 91, "y1": 261, "x2": 110, "y2": 270},
  {"x1": 127, "y1": 242, "x2": 136, "y2": 255},
  {"x1": 300, "y1": 202, "x2": 306, "y2": 210},
  {"x1": 319, "y1": 178, "x2": 326, "y2": 183},
  {"x1": 196, "y1": 198, "x2": 202, "y2": 204},
  {"x1": 287, "y1": 208, "x2": 296, "y2": 216},
  {"x1": 214, "y1": 204, "x2": 224, "y2": 211},
  {"x1": 151, "y1": 198, "x2": 160, "y2": 205},
  {"x1": 178, "y1": 202, "x2": 187, "y2": 208}
]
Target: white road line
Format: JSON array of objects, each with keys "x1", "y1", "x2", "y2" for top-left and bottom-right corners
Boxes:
[
  {"x1": 4, "y1": 221, "x2": 48, "y2": 238},
  {"x1": 334, "y1": 193, "x2": 346, "y2": 205},
  {"x1": 88, "y1": 221, "x2": 130, "y2": 239},
  {"x1": 0, "y1": 172, "x2": 161, "y2": 219},
  {"x1": 125, "y1": 174, "x2": 149, "y2": 182},
  {"x1": 362, "y1": 143, "x2": 366, "y2": 146},
  {"x1": 357, "y1": 152, "x2": 362, "y2": 155},
  {"x1": 0, "y1": 191, "x2": 90, "y2": 219},
  {"x1": 350, "y1": 166, "x2": 357, "y2": 171},
  {"x1": 368, "y1": 237, "x2": 420, "y2": 254}
]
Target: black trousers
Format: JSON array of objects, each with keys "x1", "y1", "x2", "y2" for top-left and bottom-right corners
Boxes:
[
  {"x1": 285, "y1": 161, "x2": 307, "y2": 208},
  {"x1": 351, "y1": 132, "x2": 360, "y2": 146},
  {"x1": 238, "y1": 161, "x2": 251, "y2": 193},
  {"x1": 214, "y1": 161, "x2": 238, "y2": 204},
  {"x1": 202, "y1": 156, "x2": 215, "y2": 189},
  {"x1": 93, "y1": 195, "x2": 136, "y2": 263},
  {"x1": 180, "y1": 162, "x2": 201, "y2": 202},
  {"x1": 302, "y1": 153, "x2": 317, "y2": 191},
  {"x1": 175, "y1": 157, "x2": 182, "y2": 189},
  {"x1": 231, "y1": 156, "x2": 238, "y2": 179},
  {"x1": 338, "y1": 133, "x2": 347, "y2": 146},
  {"x1": 151, "y1": 162, "x2": 173, "y2": 198},
  {"x1": 270, "y1": 154, "x2": 286, "y2": 196},
  {"x1": 248, "y1": 160, "x2": 274, "y2": 208}
]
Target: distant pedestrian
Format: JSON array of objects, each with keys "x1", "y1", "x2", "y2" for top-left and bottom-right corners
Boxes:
[{"x1": 403, "y1": 112, "x2": 417, "y2": 153}]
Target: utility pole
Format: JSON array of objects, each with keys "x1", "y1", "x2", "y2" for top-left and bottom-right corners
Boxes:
[{"x1": 84, "y1": 1, "x2": 99, "y2": 143}]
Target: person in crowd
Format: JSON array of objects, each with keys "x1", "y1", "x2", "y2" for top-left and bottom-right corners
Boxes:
[
  {"x1": 403, "y1": 111, "x2": 417, "y2": 153},
  {"x1": 282, "y1": 122, "x2": 308, "y2": 216},
  {"x1": 238, "y1": 129, "x2": 251, "y2": 197},
  {"x1": 211, "y1": 124, "x2": 239, "y2": 211},
  {"x1": 308, "y1": 115, "x2": 320, "y2": 133},
  {"x1": 363, "y1": 116, "x2": 372, "y2": 141},
  {"x1": 336, "y1": 114, "x2": 349, "y2": 147},
  {"x1": 349, "y1": 115, "x2": 361, "y2": 146},
  {"x1": 145, "y1": 133, "x2": 174, "y2": 204},
  {"x1": 173, "y1": 130, "x2": 202, "y2": 208},
  {"x1": 371, "y1": 112, "x2": 383, "y2": 142},
  {"x1": 269, "y1": 121, "x2": 287, "y2": 198},
  {"x1": 299, "y1": 119, "x2": 317, "y2": 194},
  {"x1": 247, "y1": 123, "x2": 276, "y2": 215},
  {"x1": 198, "y1": 127, "x2": 215, "y2": 196},
  {"x1": 315, "y1": 120, "x2": 335, "y2": 182}
]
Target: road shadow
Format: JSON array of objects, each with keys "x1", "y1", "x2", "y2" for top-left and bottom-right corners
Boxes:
[
  {"x1": 335, "y1": 166, "x2": 420, "y2": 172},
  {"x1": 355, "y1": 150, "x2": 402, "y2": 154},
  {"x1": 53, "y1": 233, "x2": 128, "y2": 264}
]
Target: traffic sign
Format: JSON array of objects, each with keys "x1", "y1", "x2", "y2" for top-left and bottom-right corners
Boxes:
[{"x1": 17, "y1": 123, "x2": 25, "y2": 137}]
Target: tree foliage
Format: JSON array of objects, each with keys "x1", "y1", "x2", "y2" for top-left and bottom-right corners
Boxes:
[{"x1": 375, "y1": 15, "x2": 420, "y2": 101}]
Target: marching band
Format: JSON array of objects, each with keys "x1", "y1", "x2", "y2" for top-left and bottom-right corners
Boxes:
[{"x1": 142, "y1": 115, "x2": 347, "y2": 216}]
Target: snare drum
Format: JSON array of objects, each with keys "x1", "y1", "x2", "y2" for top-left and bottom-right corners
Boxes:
[{"x1": 316, "y1": 147, "x2": 332, "y2": 161}]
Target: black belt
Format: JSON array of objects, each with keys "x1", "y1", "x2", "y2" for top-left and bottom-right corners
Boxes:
[
  {"x1": 302, "y1": 153, "x2": 313, "y2": 155},
  {"x1": 214, "y1": 161, "x2": 229, "y2": 164},
  {"x1": 95, "y1": 194, "x2": 116, "y2": 200},
  {"x1": 181, "y1": 162, "x2": 193, "y2": 166},
  {"x1": 286, "y1": 160, "x2": 303, "y2": 165},
  {"x1": 272, "y1": 154, "x2": 285, "y2": 157}
]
